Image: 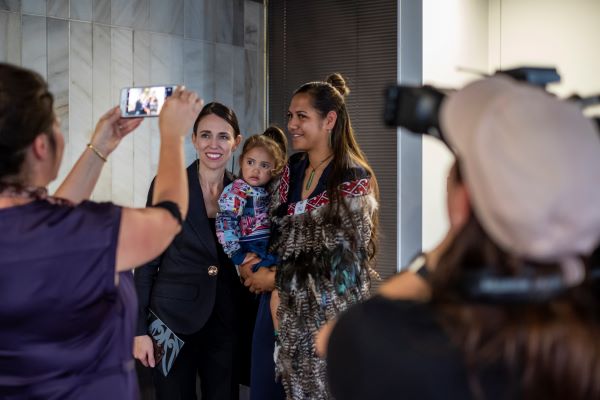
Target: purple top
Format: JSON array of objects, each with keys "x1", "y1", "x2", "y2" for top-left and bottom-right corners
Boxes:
[{"x1": 0, "y1": 200, "x2": 138, "y2": 399}]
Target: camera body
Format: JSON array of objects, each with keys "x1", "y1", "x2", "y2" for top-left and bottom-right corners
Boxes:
[{"x1": 384, "y1": 67, "x2": 563, "y2": 140}]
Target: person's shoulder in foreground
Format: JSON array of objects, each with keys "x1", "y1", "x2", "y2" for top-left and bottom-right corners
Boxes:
[{"x1": 326, "y1": 296, "x2": 518, "y2": 400}]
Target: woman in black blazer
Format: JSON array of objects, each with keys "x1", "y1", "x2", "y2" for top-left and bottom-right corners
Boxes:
[{"x1": 134, "y1": 102, "x2": 256, "y2": 400}]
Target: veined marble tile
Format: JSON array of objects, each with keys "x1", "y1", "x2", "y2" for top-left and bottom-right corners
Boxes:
[
  {"x1": 110, "y1": 27, "x2": 134, "y2": 206},
  {"x1": 244, "y1": 0, "x2": 258, "y2": 50},
  {"x1": 132, "y1": 29, "x2": 152, "y2": 207},
  {"x1": 0, "y1": 0, "x2": 19, "y2": 12},
  {"x1": 232, "y1": 0, "x2": 243, "y2": 47},
  {"x1": 183, "y1": 39, "x2": 203, "y2": 94},
  {"x1": 233, "y1": 46, "x2": 245, "y2": 134},
  {"x1": 22, "y1": 0, "x2": 46, "y2": 15},
  {"x1": 133, "y1": 30, "x2": 151, "y2": 86},
  {"x1": 184, "y1": 0, "x2": 204, "y2": 40},
  {"x1": 69, "y1": 22, "x2": 93, "y2": 168},
  {"x1": 215, "y1": 43, "x2": 233, "y2": 108},
  {"x1": 150, "y1": 32, "x2": 183, "y2": 85},
  {"x1": 257, "y1": 1, "x2": 264, "y2": 55},
  {"x1": 91, "y1": 23, "x2": 112, "y2": 201},
  {"x1": 21, "y1": 15, "x2": 46, "y2": 80},
  {"x1": 71, "y1": 0, "x2": 93, "y2": 21},
  {"x1": 149, "y1": 0, "x2": 183, "y2": 35},
  {"x1": 199, "y1": 41, "x2": 215, "y2": 103},
  {"x1": 47, "y1": 0, "x2": 68, "y2": 18},
  {"x1": 256, "y1": 46, "x2": 265, "y2": 133},
  {"x1": 215, "y1": 0, "x2": 233, "y2": 44},
  {"x1": 111, "y1": 0, "x2": 148, "y2": 30},
  {"x1": 0, "y1": 11, "x2": 21, "y2": 65},
  {"x1": 244, "y1": 49, "x2": 258, "y2": 135},
  {"x1": 47, "y1": 17, "x2": 69, "y2": 187},
  {"x1": 148, "y1": 33, "x2": 184, "y2": 182},
  {"x1": 93, "y1": 0, "x2": 110, "y2": 24}
]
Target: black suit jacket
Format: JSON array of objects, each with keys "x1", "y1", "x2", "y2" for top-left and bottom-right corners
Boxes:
[{"x1": 134, "y1": 161, "x2": 243, "y2": 336}]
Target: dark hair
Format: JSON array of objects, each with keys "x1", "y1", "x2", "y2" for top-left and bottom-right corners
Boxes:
[
  {"x1": 240, "y1": 134, "x2": 286, "y2": 177},
  {"x1": 0, "y1": 63, "x2": 56, "y2": 183},
  {"x1": 431, "y1": 204, "x2": 600, "y2": 399},
  {"x1": 262, "y1": 125, "x2": 288, "y2": 157},
  {"x1": 192, "y1": 102, "x2": 241, "y2": 138},
  {"x1": 293, "y1": 72, "x2": 379, "y2": 263}
]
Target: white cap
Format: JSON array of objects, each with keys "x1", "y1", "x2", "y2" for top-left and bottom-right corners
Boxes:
[{"x1": 440, "y1": 76, "x2": 600, "y2": 261}]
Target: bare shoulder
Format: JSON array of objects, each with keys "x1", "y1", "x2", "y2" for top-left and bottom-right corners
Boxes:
[{"x1": 378, "y1": 271, "x2": 431, "y2": 301}]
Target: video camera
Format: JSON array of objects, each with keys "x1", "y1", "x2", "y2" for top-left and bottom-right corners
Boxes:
[{"x1": 384, "y1": 66, "x2": 600, "y2": 141}]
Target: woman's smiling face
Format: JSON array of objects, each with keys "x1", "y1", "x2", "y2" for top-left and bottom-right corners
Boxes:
[
  {"x1": 287, "y1": 93, "x2": 329, "y2": 152},
  {"x1": 193, "y1": 113, "x2": 241, "y2": 171}
]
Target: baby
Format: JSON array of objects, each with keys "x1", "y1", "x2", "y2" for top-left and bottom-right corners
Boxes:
[{"x1": 216, "y1": 128, "x2": 287, "y2": 275}]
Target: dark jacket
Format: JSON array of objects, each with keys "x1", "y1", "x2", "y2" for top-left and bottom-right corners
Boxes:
[{"x1": 134, "y1": 161, "x2": 244, "y2": 336}]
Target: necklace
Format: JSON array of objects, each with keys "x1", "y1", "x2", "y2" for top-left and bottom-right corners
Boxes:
[{"x1": 305, "y1": 155, "x2": 332, "y2": 191}]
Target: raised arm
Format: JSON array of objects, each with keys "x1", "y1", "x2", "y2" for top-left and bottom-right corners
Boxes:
[
  {"x1": 115, "y1": 88, "x2": 203, "y2": 271},
  {"x1": 54, "y1": 107, "x2": 142, "y2": 203}
]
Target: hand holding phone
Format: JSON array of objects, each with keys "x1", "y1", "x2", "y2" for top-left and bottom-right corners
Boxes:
[
  {"x1": 120, "y1": 85, "x2": 176, "y2": 118},
  {"x1": 159, "y1": 87, "x2": 204, "y2": 139}
]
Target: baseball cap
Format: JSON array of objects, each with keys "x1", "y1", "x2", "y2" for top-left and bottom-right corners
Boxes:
[{"x1": 440, "y1": 76, "x2": 600, "y2": 262}]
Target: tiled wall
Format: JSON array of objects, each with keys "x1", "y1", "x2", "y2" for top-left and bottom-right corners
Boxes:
[{"x1": 0, "y1": 0, "x2": 265, "y2": 207}]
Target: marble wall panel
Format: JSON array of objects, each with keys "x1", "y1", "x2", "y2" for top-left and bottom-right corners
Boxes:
[
  {"x1": 199, "y1": 42, "x2": 215, "y2": 103},
  {"x1": 92, "y1": 0, "x2": 110, "y2": 24},
  {"x1": 91, "y1": 23, "x2": 112, "y2": 201},
  {"x1": 0, "y1": 11, "x2": 21, "y2": 64},
  {"x1": 231, "y1": 46, "x2": 245, "y2": 171},
  {"x1": 21, "y1": 14, "x2": 46, "y2": 77},
  {"x1": 232, "y1": 0, "x2": 243, "y2": 47},
  {"x1": 133, "y1": 30, "x2": 153, "y2": 207},
  {"x1": 69, "y1": 21, "x2": 93, "y2": 168},
  {"x1": 184, "y1": 0, "x2": 205, "y2": 40},
  {"x1": 111, "y1": 0, "x2": 147, "y2": 30},
  {"x1": 244, "y1": 0, "x2": 258, "y2": 50},
  {"x1": 215, "y1": 43, "x2": 233, "y2": 109},
  {"x1": 22, "y1": 0, "x2": 45, "y2": 15},
  {"x1": 244, "y1": 49, "x2": 258, "y2": 135},
  {"x1": 149, "y1": 33, "x2": 189, "y2": 168},
  {"x1": 71, "y1": 0, "x2": 93, "y2": 21},
  {"x1": 257, "y1": 48, "x2": 265, "y2": 132},
  {"x1": 183, "y1": 39, "x2": 202, "y2": 163},
  {"x1": 47, "y1": 0, "x2": 68, "y2": 18},
  {"x1": 258, "y1": 1, "x2": 264, "y2": 55},
  {"x1": 215, "y1": 0, "x2": 233, "y2": 44},
  {"x1": 110, "y1": 27, "x2": 134, "y2": 206},
  {"x1": 233, "y1": 46, "x2": 245, "y2": 132},
  {"x1": 149, "y1": 0, "x2": 183, "y2": 35},
  {"x1": 47, "y1": 17, "x2": 69, "y2": 191},
  {"x1": 2, "y1": 0, "x2": 265, "y2": 207},
  {"x1": 0, "y1": 0, "x2": 19, "y2": 12}
]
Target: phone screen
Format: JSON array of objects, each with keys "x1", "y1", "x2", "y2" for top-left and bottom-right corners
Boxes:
[{"x1": 122, "y1": 85, "x2": 175, "y2": 117}]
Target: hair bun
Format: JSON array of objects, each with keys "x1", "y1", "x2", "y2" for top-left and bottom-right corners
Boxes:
[{"x1": 326, "y1": 73, "x2": 350, "y2": 97}]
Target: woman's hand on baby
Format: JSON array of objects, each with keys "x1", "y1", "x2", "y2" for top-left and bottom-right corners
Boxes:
[
  {"x1": 239, "y1": 253, "x2": 261, "y2": 280},
  {"x1": 243, "y1": 267, "x2": 275, "y2": 294}
]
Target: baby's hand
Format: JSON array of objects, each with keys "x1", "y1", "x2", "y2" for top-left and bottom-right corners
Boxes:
[{"x1": 242, "y1": 252, "x2": 260, "y2": 265}]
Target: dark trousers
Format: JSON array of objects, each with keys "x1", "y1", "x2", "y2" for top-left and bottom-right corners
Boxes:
[
  {"x1": 152, "y1": 310, "x2": 238, "y2": 400},
  {"x1": 250, "y1": 292, "x2": 285, "y2": 400}
]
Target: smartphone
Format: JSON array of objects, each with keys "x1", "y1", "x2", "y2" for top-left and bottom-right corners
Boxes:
[{"x1": 120, "y1": 85, "x2": 176, "y2": 118}]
